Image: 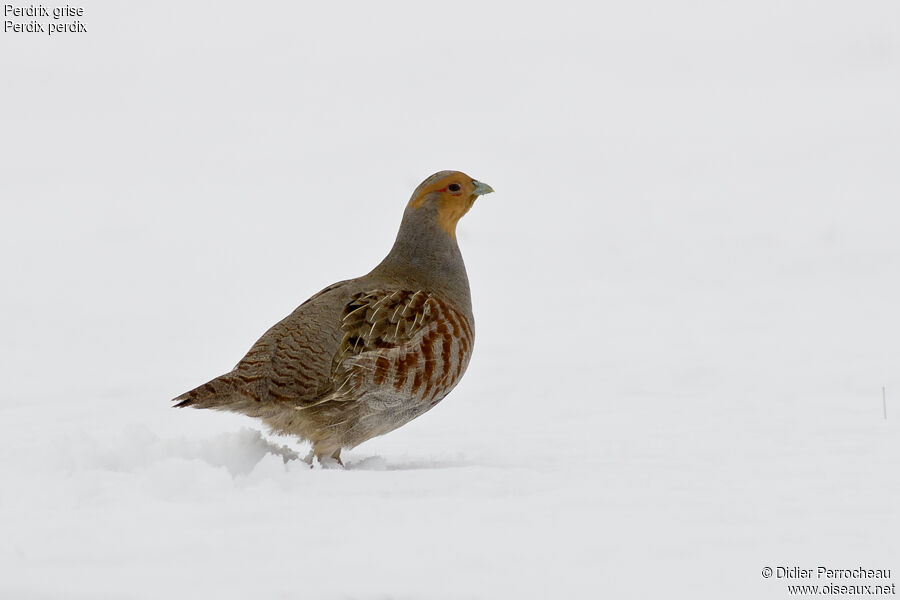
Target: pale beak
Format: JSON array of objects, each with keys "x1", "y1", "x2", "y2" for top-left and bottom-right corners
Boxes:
[{"x1": 472, "y1": 180, "x2": 494, "y2": 196}]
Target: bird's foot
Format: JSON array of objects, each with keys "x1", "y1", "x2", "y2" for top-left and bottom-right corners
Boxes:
[
  {"x1": 318, "y1": 448, "x2": 344, "y2": 469},
  {"x1": 304, "y1": 448, "x2": 344, "y2": 469},
  {"x1": 316, "y1": 456, "x2": 344, "y2": 469}
]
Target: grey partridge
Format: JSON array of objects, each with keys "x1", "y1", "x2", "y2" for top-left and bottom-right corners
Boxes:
[{"x1": 173, "y1": 171, "x2": 493, "y2": 466}]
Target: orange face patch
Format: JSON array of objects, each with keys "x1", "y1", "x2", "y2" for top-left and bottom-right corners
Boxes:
[{"x1": 408, "y1": 171, "x2": 480, "y2": 239}]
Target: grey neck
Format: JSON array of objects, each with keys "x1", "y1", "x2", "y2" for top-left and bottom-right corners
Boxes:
[{"x1": 369, "y1": 204, "x2": 472, "y2": 316}]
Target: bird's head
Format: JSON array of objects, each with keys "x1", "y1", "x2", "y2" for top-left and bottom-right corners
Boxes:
[{"x1": 407, "y1": 171, "x2": 494, "y2": 239}]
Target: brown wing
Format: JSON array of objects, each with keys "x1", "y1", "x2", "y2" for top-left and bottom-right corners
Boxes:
[
  {"x1": 228, "y1": 281, "x2": 353, "y2": 406},
  {"x1": 296, "y1": 289, "x2": 474, "y2": 409}
]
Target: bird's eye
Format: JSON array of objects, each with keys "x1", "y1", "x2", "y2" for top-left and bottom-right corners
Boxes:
[{"x1": 448, "y1": 183, "x2": 461, "y2": 192}]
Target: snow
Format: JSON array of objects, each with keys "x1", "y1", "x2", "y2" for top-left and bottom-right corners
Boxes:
[{"x1": 1, "y1": 0, "x2": 898, "y2": 598}]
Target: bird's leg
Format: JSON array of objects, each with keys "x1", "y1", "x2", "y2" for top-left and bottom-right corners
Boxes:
[
  {"x1": 313, "y1": 446, "x2": 344, "y2": 469},
  {"x1": 302, "y1": 448, "x2": 315, "y2": 468}
]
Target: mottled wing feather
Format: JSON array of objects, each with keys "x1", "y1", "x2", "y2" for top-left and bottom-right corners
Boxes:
[
  {"x1": 295, "y1": 289, "x2": 473, "y2": 410},
  {"x1": 334, "y1": 290, "x2": 431, "y2": 369}
]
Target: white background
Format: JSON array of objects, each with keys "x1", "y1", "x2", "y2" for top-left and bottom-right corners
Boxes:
[{"x1": 1, "y1": 1, "x2": 898, "y2": 598}]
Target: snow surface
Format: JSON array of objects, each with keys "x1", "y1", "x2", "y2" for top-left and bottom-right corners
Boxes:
[{"x1": 1, "y1": 1, "x2": 898, "y2": 598}]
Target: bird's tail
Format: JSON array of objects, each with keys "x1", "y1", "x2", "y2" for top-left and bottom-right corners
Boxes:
[{"x1": 173, "y1": 373, "x2": 243, "y2": 410}]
